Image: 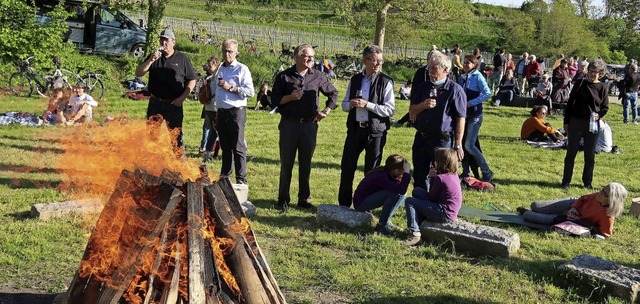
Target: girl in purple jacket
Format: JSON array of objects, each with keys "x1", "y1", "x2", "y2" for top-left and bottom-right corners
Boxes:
[{"x1": 402, "y1": 148, "x2": 463, "y2": 246}]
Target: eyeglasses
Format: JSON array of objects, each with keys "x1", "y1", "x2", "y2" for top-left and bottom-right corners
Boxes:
[
  {"x1": 540, "y1": 111, "x2": 547, "y2": 115},
  {"x1": 366, "y1": 58, "x2": 384, "y2": 64},
  {"x1": 222, "y1": 50, "x2": 236, "y2": 54}
]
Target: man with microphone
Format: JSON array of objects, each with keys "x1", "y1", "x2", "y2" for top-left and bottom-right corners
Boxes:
[{"x1": 136, "y1": 29, "x2": 197, "y2": 158}]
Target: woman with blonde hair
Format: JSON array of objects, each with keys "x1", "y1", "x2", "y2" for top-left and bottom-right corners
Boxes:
[{"x1": 519, "y1": 182, "x2": 627, "y2": 238}]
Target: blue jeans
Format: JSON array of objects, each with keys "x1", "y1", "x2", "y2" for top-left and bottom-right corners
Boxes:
[
  {"x1": 489, "y1": 70, "x2": 503, "y2": 94},
  {"x1": 405, "y1": 188, "x2": 451, "y2": 232},
  {"x1": 623, "y1": 92, "x2": 638, "y2": 123},
  {"x1": 462, "y1": 113, "x2": 491, "y2": 177},
  {"x1": 355, "y1": 190, "x2": 404, "y2": 226}
]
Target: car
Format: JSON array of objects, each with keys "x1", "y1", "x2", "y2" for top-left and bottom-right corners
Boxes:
[
  {"x1": 35, "y1": 0, "x2": 147, "y2": 58},
  {"x1": 604, "y1": 63, "x2": 625, "y2": 95}
]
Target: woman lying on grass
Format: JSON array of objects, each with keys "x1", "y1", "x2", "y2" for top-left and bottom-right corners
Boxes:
[
  {"x1": 401, "y1": 148, "x2": 462, "y2": 246},
  {"x1": 518, "y1": 182, "x2": 627, "y2": 238}
]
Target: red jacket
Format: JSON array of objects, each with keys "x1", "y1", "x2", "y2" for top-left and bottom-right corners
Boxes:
[{"x1": 525, "y1": 61, "x2": 542, "y2": 78}]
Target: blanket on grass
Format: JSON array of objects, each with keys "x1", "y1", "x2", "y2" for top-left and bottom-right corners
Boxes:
[{"x1": 458, "y1": 204, "x2": 552, "y2": 231}]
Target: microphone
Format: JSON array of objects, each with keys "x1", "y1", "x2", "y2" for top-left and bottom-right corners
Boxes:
[{"x1": 157, "y1": 46, "x2": 165, "y2": 52}]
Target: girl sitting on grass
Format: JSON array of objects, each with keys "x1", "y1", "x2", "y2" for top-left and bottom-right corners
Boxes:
[
  {"x1": 402, "y1": 148, "x2": 462, "y2": 246},
  {"x1": 353, "y1": 154, "x2": 411, "y2": 236}
]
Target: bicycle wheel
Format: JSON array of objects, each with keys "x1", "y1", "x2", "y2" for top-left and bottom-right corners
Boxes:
[
  {"x1": 82, "y1": 76, "x2": 104, "y2": 100},
  {"x1": 9, "y1": 72, "x2": 33, "y2": 97}
]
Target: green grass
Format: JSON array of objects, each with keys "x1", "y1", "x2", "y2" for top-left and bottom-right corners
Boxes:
[{"x1": 0, "y1": 59, "x2": 639, "y2": 303}]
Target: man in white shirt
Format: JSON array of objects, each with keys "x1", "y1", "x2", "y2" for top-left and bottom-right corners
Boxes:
[
  {"x1": 215, "y1": 39, "x2": 255, "y2": 184},
  {"x1": 337, "y1": 45, "x2": 396, "y2": 207},
  {"x1": 66, "y1": 81, "x2": 98, "y2": 125}
]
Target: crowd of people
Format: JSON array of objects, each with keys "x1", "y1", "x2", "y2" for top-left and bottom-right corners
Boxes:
[{"x1": 28, "y1": 29, "x2": 626, "y2": 242}]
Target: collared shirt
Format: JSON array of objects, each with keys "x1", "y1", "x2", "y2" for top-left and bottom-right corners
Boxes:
[
  {"x1": 146, "y1": 50, "x2": 196, "y2": 100},
  {"x1": 272, "y1": 66, "x2": 339, "y2": 119},
  {"x1": 342, "y1": 72, "x2": 395, "y2": 121},
  {"x1": 411, "y1": 78, "x2": 467, "y2": 135},
  {"x1": 215, "y1": 60, "x2": 255, "y2": 109}
]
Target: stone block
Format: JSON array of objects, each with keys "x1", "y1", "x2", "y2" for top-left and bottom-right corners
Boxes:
[
  {"x1": 31, "y1": 198, "x2": 103, "y2": 221},
  {"x1": 241, "y1": 201, "x2": 256, "y2": 217},
  {"x1": 232, "y1": 183, "x2": 249, "y2": 203},
  {"x1": 315, "y1": 204, "x2": 376, "y2": 228},
  {"x1": 419, "y1": 220, "x2": 520, "y2": 257},
  {"x1": 560, "y1": 254, "x2": 640, "y2": 303},
  {"x1": 630, "y1": 199, "x2": 640, "y2": 216}
]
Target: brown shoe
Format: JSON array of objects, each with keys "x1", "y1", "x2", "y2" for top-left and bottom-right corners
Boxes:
[{"x1": 400, "y1": 234, "x2": 423, "y2": 246}]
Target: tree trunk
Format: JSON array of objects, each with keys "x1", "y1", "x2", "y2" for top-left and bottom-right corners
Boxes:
[
  {"x1": 146, "y1": 0, "x2": 168, "y2": 56},
  {"x1": 374, "y1": 1, "x2": 393, "y2": 51}
]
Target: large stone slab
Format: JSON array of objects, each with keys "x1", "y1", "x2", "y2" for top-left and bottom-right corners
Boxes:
[
  {"x1": 316, "y1": 204, "x2": 376, "y2": 228},
  {"x1": 31, "y1": 198, "x2": 103, "y2": 220},
  {"x1": 419, "y1": 220, "x2": 520, "y2": 257},
  {"x1": 560, "y1": 254, "x2": 640, "y2": 303},
  {"x1": 241, "y1": 201, "x2": 256, "y2": 217}
]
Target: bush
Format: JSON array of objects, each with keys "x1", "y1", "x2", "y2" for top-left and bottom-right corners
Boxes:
[{"x1": 0, "y1": 0, "x2": 74, "y2": 68}]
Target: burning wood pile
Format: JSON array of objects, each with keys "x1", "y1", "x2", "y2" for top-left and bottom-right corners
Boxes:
[{"x1": 58, "y1": 169, "x2": 286, "y2": 304}]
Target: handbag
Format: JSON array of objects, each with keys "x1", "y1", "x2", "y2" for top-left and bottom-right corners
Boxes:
[{"x1": 198, "y1": 78, "x2": 212, "y2": 105}]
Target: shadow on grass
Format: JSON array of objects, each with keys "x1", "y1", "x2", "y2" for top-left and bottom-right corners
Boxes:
[
  {"x1": 1, "y1": 142, "x2": 65, "y2": 154},
  {"x1": 0, "y1": 163, "x2": 61, "y2": 174},
  {"x1": 360, "y1": 294, "x2": 500, "y2": 304},
  {"x1": 0, "y1": 177, "x2": 60, "y2": 189},
  {"x1": 0, "y1": 292, "x2": 57, "y2": 304},
  {"x1": 7, "y1": 210, "x2": 32, "y2": 221}
]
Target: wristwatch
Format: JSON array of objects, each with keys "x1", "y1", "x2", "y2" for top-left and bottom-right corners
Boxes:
[
  {"x1": 453, "y1": 144, "x2": 462, "y2": 149},
  {"x1": 229, "y1": 86, "x2": 235, "y2": 92}
]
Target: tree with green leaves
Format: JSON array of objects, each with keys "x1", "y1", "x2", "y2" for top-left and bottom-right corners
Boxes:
[{"x1": 327, "y1": 0, "x2": 457, "y2": 51}]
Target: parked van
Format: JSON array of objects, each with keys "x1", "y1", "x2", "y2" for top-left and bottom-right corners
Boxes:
[{"x1": 36, "y1": 0, "x2": 147, "y2": 58}]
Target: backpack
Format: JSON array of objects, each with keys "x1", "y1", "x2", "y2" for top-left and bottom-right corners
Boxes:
[
  {"x1": 198, "y1": 79, "x2": 212, "y2": 105},
  {"x1": 462, "y1": 176, "x2": 495, "y2": 192}
]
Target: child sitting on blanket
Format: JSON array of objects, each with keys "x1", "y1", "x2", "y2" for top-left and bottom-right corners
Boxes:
[
  {"x1": 43, "y1": 88, "x2": 69, "y2": 124},
  {"x1": 353, "y1": 154, "x2": 411, "y2": 236},
  {"x1": 401, "y1": 148, "x2": 462, "y2": 246},
  {"x1": 65, "y1": 81, "x2": 98, "y2": 125},
  {"x1": 521, "y1": 105, "x2": 564, "y2": 142}
]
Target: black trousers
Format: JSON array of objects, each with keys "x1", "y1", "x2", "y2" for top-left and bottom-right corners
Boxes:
[
  {"x1": 338, "y1": 127, "x2": 387, "y2": 207},
  {"x1": 278, "y1": 119, "x2": 318, "y2": 204},
  {"x1": 146, "y1": 97, "x2": 184, "y2": 148},
  {"x1": 216, "y1": 107, "x2": 247, "y2": 184},
  {"x1": 203, "y1": 110, "x2": 218, "y2": 152},
  {"x1": 412, "y1": 133, "x2": 452, "y2": 190},
  {"x1": 563, "y1": 117, "x2": 597, "y2": 186}
]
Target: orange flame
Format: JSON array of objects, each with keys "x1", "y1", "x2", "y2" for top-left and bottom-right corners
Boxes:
[
  {"x1": 202, "y1": 208, "x2": 242, "y2": 298},
  {"x1": 55, "y1": 118, "x2": 201, "y2": 196}
]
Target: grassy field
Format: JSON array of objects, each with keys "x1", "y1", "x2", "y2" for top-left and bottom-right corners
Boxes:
[{"x1": 0, "y1": 69, "x2": 639, "y2": 303}]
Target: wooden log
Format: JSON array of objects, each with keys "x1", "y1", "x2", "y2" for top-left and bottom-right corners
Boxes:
[
  {"x1": 142, "y1": 229, "x2": 169, "y2": 304},
  {"x1": 186, "y1": 182, "x2": 216, "y2": 304},
  {"x1": 63, "y1": 170, "x2": 184, "y2": 304},
  {"x1": 227, "y1": 235, "x2": 270, "y2": 304}
]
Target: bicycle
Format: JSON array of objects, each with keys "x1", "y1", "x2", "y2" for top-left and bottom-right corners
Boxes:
[
  {"x1": 8, "y1": 56, "x2": 56, "y2": 97},
  {"x1": 333, "y1": 54, "x2": 363, "y2": 80},
  {"x1": 48, "y1": 58, "x2": 105, "y2": 100}
]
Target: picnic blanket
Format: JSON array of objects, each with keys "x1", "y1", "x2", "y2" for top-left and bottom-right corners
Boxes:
[
  {"x1": 0, "y1": 112, "x2": 50, "y2": 127},
  {"x1": 458, "y1": 204, "x2": 552, "y2": 230},
  {"x1": 525, "y1": 139, "x2": 565, "y2": 150}
]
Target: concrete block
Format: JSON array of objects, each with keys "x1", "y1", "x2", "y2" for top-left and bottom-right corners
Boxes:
[
  {"x1": 630, "y1": 199, "x2": 640, "y2": 216},
  {"x1": 316, "y1": 204, "x2": 376, "y2": 228},
  {"x1": 419, "y1": 220, "x2": 520, "y2": 258},
  {"x1": 31, "y1": 198, "x2": 103, "y2": 220},
  {"x1": 241, "y1": 201, "x2": 256, "y2": 217},
  {"x1": 560, "y1": 254, "x2": 640, "y2": 303},
  {"x1": 232, "y1": 183, "x2": 248, "y2": 203}
]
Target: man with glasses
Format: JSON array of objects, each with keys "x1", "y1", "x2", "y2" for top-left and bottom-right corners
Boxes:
[
  {"x1": 271, "y1": 44, "x2": 338, "y2": 210},
  {"x1": 215, "y1": 39, "x2": 255, "y2": 184},
  {"x1": 135, "y1": 29, "x2": 197, "y2": 158},
  {"x1": 337, "y1": 45, "x2": 396, "y2": 208}
]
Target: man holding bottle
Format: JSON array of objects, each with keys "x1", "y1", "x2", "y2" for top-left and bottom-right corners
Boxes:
[{"x1": 338, "y1": 45, "x2": 396, "y2": 208}]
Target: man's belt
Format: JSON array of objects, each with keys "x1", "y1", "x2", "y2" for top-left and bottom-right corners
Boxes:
[
  {"x1": 283, "y1": 115, "x2": 315, "y2": 123},
  {"x1": 418, "y1": 130, "x2": 450, "y2": 140},
  {"x1": 218, "y1": 106, "x2": 245, "y2": 112},
  {"x1": 151, "y1": 94, "x2": 174, "y2": 103},
  {"x1": 356, "y1": 121, "x2": 369, "y2": 128}
]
